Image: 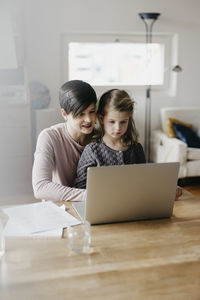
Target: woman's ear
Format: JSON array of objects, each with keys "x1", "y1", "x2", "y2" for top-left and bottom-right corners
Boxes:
[
  {"x1": 61, "y1": 109, "x2": 67, "y2": 121},
  {"x1": 97, "y1": 114, "x2": 104, "y2": 124}
]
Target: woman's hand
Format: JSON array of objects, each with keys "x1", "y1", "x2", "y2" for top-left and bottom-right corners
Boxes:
[{"x1": 175, "y1": 186, "x2": 183, "y2": 201}]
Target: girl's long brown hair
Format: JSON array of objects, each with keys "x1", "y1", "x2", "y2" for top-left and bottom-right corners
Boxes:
[{"x1": 96, "y1": 89, "x2": 138, "y2": 145}]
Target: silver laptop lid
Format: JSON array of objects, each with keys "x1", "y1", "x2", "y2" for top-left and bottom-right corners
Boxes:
[{"x1": 85, "y1": 162, "x2": 179, "y2": 225}]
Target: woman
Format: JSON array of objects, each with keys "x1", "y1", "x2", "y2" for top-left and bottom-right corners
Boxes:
[{"x1": 32, "y1": 80, "x2": 97, "y2": 202}]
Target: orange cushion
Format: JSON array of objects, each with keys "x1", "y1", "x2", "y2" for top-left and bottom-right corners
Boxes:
[{"x1": 166, "y1": 118, "x2": 192, "y2": 138}]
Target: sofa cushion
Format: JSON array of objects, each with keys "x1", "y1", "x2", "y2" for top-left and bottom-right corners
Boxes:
[
  {"x1": 187, "y1": 147, "x2": 200, "y2": 160},
  {"x1": 166, "y1": 118, "x2": 192, "y2": 138},
  {"x1": 161, "y1": 107, "x2": 200, "y2": 133},
  {"x1": 172, "y1": 123, "x2": 200, "y2": 148}
]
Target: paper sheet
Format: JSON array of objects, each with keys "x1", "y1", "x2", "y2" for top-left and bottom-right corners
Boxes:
[
  {"x1": 3, "y1": 201, "x2": 81, "y2": 236},
  {"x1": 4, "y1": 218, "x2": 63, "y2": 238}
]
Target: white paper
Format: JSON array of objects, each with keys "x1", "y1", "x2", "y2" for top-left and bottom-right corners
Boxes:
[
  {"x1": 4, "y1": 218, "x2": 63, "y2": 237},
  {"x1": 3, "y1": 201, "x2": 81, "y2": 235},
  {"x1": 4, "y1": 204, "x2": 66, "y2": 238}
]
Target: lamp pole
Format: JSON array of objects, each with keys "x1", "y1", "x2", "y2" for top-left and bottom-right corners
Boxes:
[{"x1": 138, "y1": 13, "x2": 160, "y2": 162}]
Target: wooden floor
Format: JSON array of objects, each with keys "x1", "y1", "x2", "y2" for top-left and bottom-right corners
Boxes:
[
  {"x1": 184, "y1": 185, "x2": 200, "y2": 198},
  {"x1": 178, "y1": 177, "x2": 200, "y2": 198},
  {"x1": 180, "y1": 177, "x2": 200, "y2": 198}
]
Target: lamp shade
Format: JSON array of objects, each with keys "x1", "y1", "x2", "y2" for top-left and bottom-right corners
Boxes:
[
  {"x1": 172, "y1": 65, "x2": 182, "y2": 72},
  {"x1": 139, "y1": 13, "x2": 160, "y2": 20}
]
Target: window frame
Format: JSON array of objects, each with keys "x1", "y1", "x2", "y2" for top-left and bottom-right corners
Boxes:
[{"x1": 61, "y1": 32, "x2": 178, "y2": 96}]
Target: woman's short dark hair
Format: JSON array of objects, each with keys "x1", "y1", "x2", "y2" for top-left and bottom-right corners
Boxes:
[{"x1": 59, "y1": 80, "x2": 97, "y2": 117}]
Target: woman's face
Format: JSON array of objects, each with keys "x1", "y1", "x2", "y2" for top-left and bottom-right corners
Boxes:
[{"x1": 66, "y1": 103, "x2": 96, "y2": 136}]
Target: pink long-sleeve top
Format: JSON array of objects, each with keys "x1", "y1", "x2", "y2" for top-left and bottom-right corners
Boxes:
[{"x1": 32, "y1": 122, "x2": 86, "y2": 201}]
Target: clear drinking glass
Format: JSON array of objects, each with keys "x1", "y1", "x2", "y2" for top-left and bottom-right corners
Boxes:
[
  {"x1": 67, "y1": 221, "x2": 91, "y2": 254},
  {"x1": 0, "y1": 219, "x2": 5, "y2": 258}
]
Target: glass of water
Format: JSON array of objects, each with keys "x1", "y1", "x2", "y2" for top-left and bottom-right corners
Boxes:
[{"x1": 67, "y1": 221, "x2": 91, "y2": 254}]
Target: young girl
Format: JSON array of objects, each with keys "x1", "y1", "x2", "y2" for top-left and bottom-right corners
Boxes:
[{"x1": 75, "y1": 89, "x2": 146, "y2": 189}]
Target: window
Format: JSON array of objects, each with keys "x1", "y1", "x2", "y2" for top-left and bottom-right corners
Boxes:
[
  {"x1": 61, "y1": 33, "x2": 178, "y2": 94},
  {"x1": 68, "y1": 42, "x2": 164, "y2": 86},
  {"x1": 69, "y1": 42, "x2": 164, "y2": 85}
]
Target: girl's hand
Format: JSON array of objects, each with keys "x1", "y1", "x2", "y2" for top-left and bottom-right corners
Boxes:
[{"x1": 175, "y1": 186, "x2": 183, "y2": 201}]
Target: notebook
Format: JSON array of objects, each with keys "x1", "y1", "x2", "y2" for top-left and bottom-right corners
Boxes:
[{"x1": 73, "y1": 162, "x2": 180, "y2": 225}]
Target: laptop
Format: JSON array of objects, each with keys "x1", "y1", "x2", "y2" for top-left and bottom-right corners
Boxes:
[{"x1": 73, "y1": 162, "x2": 180, "y2": 225}]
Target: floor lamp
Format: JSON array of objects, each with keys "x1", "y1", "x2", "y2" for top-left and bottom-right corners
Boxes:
[{"x1": 138, "y1": 13, "x2": 160, "y2": 162}]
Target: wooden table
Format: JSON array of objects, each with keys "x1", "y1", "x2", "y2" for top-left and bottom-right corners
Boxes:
[{"x1": 0, "y1": 190, "x2": 200, "y2": 300}]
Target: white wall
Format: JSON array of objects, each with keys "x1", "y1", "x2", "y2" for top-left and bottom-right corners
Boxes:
[{"x1": 24, "y1": 0, "x2": 200, "y2": 135}]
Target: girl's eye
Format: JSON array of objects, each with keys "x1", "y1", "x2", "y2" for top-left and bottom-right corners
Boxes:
[
  {"x1": 109, "y1": 121, "x2": 115, "y2": 124},
  {"x1": 121, "y1": 121, "x2": 128, "y2": 124},
  {"x1": 90, "y1": 110, "x2": 96, "y2": 114}
]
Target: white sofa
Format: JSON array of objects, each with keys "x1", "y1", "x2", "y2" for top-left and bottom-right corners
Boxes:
[{"x1": 151, "y1": 107, "x2": 200, "y2": 178}]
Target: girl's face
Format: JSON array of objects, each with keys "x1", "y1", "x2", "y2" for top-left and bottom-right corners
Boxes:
[
  {"x1": 99, "y1": 108, "x2": 130, "y2": 141},
  {"x1": 64, "y1": 103, "x2": 96, "y2": 136}
]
